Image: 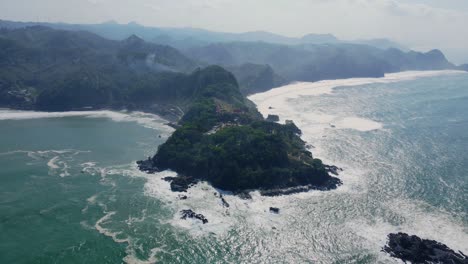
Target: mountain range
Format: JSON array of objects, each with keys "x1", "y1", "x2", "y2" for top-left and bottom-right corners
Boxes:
[{"x1": 0, "y1": 20, "x2": 466, "y2": 111}]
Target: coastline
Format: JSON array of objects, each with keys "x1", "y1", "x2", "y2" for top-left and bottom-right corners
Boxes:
[
  {"x1": 249, "y1": 70, "x2": 466, "y2": 121},
  {"x1": 3, "y1": 70, "x2": 468, "y2": 262},
  {"x1": 247, "y1": 70, "x2": 468, "y2": 261}
]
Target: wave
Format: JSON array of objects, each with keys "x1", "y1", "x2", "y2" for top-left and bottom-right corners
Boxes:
[
  {"x1": 95, "y1": 211, "x2": 130, "y2": 244},
  {"x1": 249, "y1": 70, "x2": 466, "y2": 133},
  {"x1": 0, "y1": 109, "x2": 175, "y2": 132},
  {"x1": 244, "y1": 70, "x2": 468, "y2": 261}
]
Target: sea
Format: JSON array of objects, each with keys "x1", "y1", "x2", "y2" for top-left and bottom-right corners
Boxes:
[{"x1": 0, "y1": 70, "x2": 467, "y2": 263}]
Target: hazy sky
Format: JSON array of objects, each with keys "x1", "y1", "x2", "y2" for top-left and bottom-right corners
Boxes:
[{"x1": 1, "y1": 0, "x2": 467, "y2": 63}]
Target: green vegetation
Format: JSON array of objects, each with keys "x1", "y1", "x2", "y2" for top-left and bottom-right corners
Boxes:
[
  {"x1": 150, "y1": 66, "x2": 339, "y2": 192},
  {"x1": 0, "y1": 26, "x2": 198, "y2": 113},
  {"x1": 0, "y1": 26, "x2": 339, "y2": 193}
]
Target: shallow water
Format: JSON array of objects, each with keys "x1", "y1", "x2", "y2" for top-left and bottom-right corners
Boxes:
[{"x1": 1, "y1": 71, "x2": 467, "y2": 263}]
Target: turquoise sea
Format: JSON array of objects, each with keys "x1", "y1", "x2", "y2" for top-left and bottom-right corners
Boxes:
[{"x1": 1, "y1": 71, "x2": 467, "y2": 263}]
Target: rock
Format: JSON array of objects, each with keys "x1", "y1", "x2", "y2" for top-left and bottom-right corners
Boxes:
[
  {"x1": 178, "y1": 195, "x2": 188, "y2": 200},
  {"x1": 180, "y1": 209, "x2": 208, "y2": 224},
  {"x1": 268, "y1": 106, "x2": 274, "y2": 109},
  {"x1": 137, "y1": 158, "x2": 159, "y2": 174},
  {"x1": 163, "y1": 176, "x2": 198, "y2": 192},
  {"x1": 305, "y1": 144, "x2": 315, "y2": 149},
  {"x1": 266, "y1": 114, "x2": 280, "y2": 122},
  {"x1": 324, "y1": 165, "x2": 343, "y2": 176},
  {"x1": 236, "y1": 192, "x2": 252, "y2": 200},
  {"x1": 269, "y1": 207, "x2": 280, "y2": 214},
  {"x1": 221, "y1": 196, "x2": 230, "y2": 208},
  {"x1": 383, "y1": 233, "x2": 468, "y2": 264}
]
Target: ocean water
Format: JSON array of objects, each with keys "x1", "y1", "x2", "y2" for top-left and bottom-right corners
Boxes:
[{"x1": 1, "y1": 71, "x2": 467, "y2": 263}]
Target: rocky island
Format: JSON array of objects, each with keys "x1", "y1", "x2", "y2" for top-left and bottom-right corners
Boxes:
[
  {"x1": 383, "y1": 233, "x2": 467, "y2": 264},
  {"x1": 138, "y1": 66, "x2": 341, "y2": 195}
]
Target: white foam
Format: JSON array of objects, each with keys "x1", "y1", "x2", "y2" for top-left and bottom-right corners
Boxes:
[
  {"x1": 348, "y1": 198, "x2": 468, "y2": 261},
  {"x1": 95, "y1": 211, "x2": 129, "y2": 244},
  {"x1": 86, "y1": 194, "x2": 99, "y2": 204},
  {"x1": 335, "y1": 117, "x2": 383, "y2": 132},
  {"x1": 0, "y1": 109, "x2": 174, "y2": 132},
  {"x1": 47, "y1": 156, "x2": 60, "y2": 169},
  {"x1": 249, "y1": 70, "x2": 465, "y2": 133},
  {"x1": 45, "y1": 155, "x2": 70, "y2": 177}
]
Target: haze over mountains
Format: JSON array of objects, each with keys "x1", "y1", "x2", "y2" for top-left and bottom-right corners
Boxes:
[
  {"x1": 0, "y1": 19, "x2": 465, "y2": 113},
  {"x1": 0, "y1": 19, "x2": 409, "y2": 51}
]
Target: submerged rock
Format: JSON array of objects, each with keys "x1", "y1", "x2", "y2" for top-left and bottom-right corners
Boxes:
[
  {"x1": 324, "y1": 165, "x2": 343, "y2": 176},
  {"x1": 180, "y1": 209, "x2": 208, "y2": 224},
  {"x1": 383, "y1": 233, "x2": 467, "y2": 264},
  {"x1": 178, "y1": 195, "x2": 188, "y2": 200},
  {"x1": 220, "y1": 196, "x2": 230, "y2": 208},
  {"x1": 269, "y1": 207, "x2": 280, "y2": 214}
]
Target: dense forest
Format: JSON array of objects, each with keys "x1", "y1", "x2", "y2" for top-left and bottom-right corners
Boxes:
[
  {"x1": 140, "y1": 66, "x2": 341, "y2": 192},
  {"x1": 0, "y1": 26, "x2": 202, "y2": 116}
]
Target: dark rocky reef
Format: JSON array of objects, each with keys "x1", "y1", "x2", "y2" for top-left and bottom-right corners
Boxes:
[
  {"x1": 269, "y1": 207, "x2": 280, "y2": 214},
  {"x1": 383, "y1": 233, "x2": 468, "y2": 264},
  {"x1": 266, "y1": 114, "x2": 280, "y2": 122},
  {"x1": 180, "y1": 209, "x2": 208, "y2": 224},
  {"x1": 137, "y1": 158, "x2": 159, "y2": 174},
  {"x1": 260, "y1": 177, "x2": 342, "y2": 196},
  {"x1": 163, "y1": 176, "x2": 199, "y2": 193},
  {"x1": 324, "y1": 165, "x2": 343, "y2": 176}
]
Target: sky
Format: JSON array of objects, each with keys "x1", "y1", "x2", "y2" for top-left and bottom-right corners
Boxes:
[{"x1": 1, "y1": 0, "x2": 467, "y2": 63}]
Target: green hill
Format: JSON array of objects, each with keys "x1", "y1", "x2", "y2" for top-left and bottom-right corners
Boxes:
[{"x1": 139, "y1": 66, "x2": 341, "y2": 194}]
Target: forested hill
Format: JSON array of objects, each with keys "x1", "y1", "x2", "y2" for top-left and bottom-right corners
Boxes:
[
  {"x1": 2, "y1": 20, "x2": 464, "y2": 96},
  {"x1": 0, "y1": 25, "x2": 464, "y2": 114},
  {"x1": 0, "y1": 26, "x2": 198, "y2": 115},
  {"x1": 139, "y1": 66, "x2": 341, "y2": 193}
]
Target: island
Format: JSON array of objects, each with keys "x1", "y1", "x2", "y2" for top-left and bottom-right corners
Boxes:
[
  {"x1": 383, "y1": 233, "x2": 467, "y2": 264},
  {"x1": 138, "y1": 66, "x2": 341, "y2": 196}
]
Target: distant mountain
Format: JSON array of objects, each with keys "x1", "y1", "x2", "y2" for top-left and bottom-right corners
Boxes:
[
  {"x1": 301, "y1": 33, "x2": 339, "y2": 44},
  {"x1": 354, "y1": 38, "x2": 409, "y2": 51},
  {"x1": 189, "y1": 42, "x2": 455, "y2": 85},
  {"x1": 457, "y1": 64, "x2": 468, "y2": 71},
  {"x1": 0, "y1": 19, "x2": 407, "y2": 50},
  {"x1": 0, "y1": 24, "x2": 460, "y2": 110},
  {"x1": 0, "y1": 26, "x2": 199, "y2": 113},
  {"x1": 226, "y1": 63, "x2": 287, "y2": 95}
]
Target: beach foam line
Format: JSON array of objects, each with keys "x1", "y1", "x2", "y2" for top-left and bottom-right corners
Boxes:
[
  {"x1": 0, "y1": 110, "x2": 175, "y2": 132},
  {"x1": 248, "y1": 70, "x2": 465, "y2": 133},
  {"x1": 249, "y1": 70, "x2": 465, "y2": 107}
]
